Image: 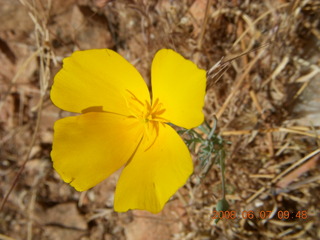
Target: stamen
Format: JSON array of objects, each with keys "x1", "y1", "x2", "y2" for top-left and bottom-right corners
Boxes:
[
  {"x1": 151, "y1": 98, "x2": 160, "y2": 112},
  {"x1": 144, "y1": 121, "x2": 160, "y2": 152},
  {"x1": 153, "y1": 108, "x2": 166, "y2": 116},
  {"x1": 145, "y1": 100, "x2": 152, "y2": 116},
  {"x1": 122, "y1": 91, "x2": 140, "y2": 118},
  {"x1": 151, "y1": 116, "x2": 169, "y2": 122},
  {"x1": 126, "y1": 89, "x2": 145, "y2": 106}
]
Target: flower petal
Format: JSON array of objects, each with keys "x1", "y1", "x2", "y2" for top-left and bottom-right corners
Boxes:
[
  {"x1": 51, "y1": 112, "x2": 144, "y2": 191},
  {"x1": 151, "y1": 49, "x2": 206, "y2": 129},
  {"x1": 51, "y1": 49, "x2": 150, "y2": 115},
  {"x1": 114, "y1": 123, "x2": 193, "y2": 213}
]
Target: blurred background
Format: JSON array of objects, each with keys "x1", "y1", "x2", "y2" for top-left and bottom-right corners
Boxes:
[{"x1": 0, "y1": 0, "x2": 319, "y2": 239}]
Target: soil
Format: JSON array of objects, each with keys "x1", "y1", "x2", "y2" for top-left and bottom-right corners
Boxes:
[{"x1": 1, "y1": 0, "x2": 319, "y2": 239}]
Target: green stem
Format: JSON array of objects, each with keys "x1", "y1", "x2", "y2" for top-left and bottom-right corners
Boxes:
[{"x1": 220, "y1": 154, "x2": 226, "y2": 199}]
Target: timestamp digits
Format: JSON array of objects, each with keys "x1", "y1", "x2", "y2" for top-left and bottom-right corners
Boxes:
[{"x1": 211, "y1": 210, "x2": 308, "y2": 220}]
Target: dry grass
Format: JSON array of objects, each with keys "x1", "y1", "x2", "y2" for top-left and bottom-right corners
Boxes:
[{"x1": 0, "y1": 0, "x2": 319, "y2": 239}]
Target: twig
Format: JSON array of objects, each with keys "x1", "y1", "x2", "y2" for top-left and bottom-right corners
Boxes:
[
  {"x1": 0, "y1": 96, "x2": 44, "y2": 212},
  {"x1": 216, "y1": 48, "x2": 266, "y2": 119},
  {"x1": 246, "y1": 148, "x2": 320, "y2": 204}
]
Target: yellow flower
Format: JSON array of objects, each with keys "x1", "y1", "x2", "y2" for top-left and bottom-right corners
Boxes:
[{"x1": 50, "y1": 49, "x2": 206, "y2": 213}]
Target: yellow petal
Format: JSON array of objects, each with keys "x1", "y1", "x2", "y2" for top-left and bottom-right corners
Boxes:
[
  {"x1": 51, "y1": 112, "x2": 144, "y2": 191},
  {"x1": 151, "y1": 49, "x2": 206, "y2": 129},
  {"x1": 51, "y1": 49, "x2": 150, "y2": 115},
  {"x1": 114, "y1": 123, "x2": 193, "y2": 213}
]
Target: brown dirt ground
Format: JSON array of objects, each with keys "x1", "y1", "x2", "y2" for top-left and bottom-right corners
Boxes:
[{"x1": 0, "y1": 0, "x2": 320, "y2": 239}]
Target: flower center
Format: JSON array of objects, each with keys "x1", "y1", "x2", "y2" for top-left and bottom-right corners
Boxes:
[
  {"x1": 126, "y1": 90, "x2": 168, "y2": 123},
  {"x1": 126, "y1": 90, "x2": 169, "y2": 151},
  {"x1": 144, "y1": 98, "x2": 167, "y2": 123}
]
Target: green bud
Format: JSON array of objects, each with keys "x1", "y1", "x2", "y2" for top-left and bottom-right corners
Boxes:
[{"x1": 214, "y1": 198, "x2": 229, "y2": 224}]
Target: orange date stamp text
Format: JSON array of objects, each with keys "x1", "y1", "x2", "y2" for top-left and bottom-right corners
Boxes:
[{"x1": 211, "y1": 210, "x2": 308, "y2": 220}]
